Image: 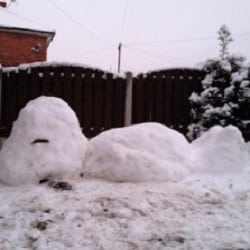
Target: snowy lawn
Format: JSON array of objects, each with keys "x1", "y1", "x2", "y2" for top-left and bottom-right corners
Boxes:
[
  {"x1": 0, "y1": 173, "x2": 250, "y2": 250},
  {"x1": 0, "y1": 97, "x2": 250, "y2": 249}
]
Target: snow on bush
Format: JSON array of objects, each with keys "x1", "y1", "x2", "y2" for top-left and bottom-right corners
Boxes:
[
  {"x1": 0, "y1": 96, "x2": 88, "y2": 185},
  {"x1": 187, "y1": 25, "x2": 250, "y2": 141},
  {"x1": 191, "y1": 125, "x2": 249, "y2": 173},
  {"x1": 83, "y1": 123, "x2": 192, "y2": 182}
]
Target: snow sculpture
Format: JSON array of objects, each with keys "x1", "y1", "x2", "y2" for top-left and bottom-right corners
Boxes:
[
  {"x1": 84, "y1": 122, "x2": 192, "y2": 182},
  {"x1": 191, "y1": 125, "x2": 249, "y2": 173},
  {"x1": 0, "y1": 96, "x2": 88, "y2": 185}
]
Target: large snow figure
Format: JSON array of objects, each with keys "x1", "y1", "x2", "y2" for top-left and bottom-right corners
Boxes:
[
  {"x1": 191, "y1": 125, "x2": 249, "y2": 173},
  {"x1": 83, "y1": 123, "x2": 192, "y2": 182},
  {"x1": 0, "y1": 96, "x2": 88, "y2": 185}
]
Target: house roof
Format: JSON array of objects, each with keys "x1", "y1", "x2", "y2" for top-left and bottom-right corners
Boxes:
[
  {"x1": 0, "y1": 4, "x2": 55, "y2": 44},
  {"x1": 0, "y1": 25, "x2": 55, "y2": 44}
]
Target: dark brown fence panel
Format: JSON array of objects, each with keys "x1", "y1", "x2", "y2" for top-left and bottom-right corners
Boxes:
[
  {"x1": 163, "y1": 72, "x2": 174, "y2": 127},
  {"x1": 3, "y1": 71, "x2": 19, "y2": 130},
  {"x1": 72, "y1": 67, "x2": 84, "y2": 125},
  {"x1": 113, "y1": 77, "x2": 126, "y2": 128},
  {"x1": 132, "y1": 74, "x2": 145, "y2": 123},
  {"x1": 1, "y1": 64, "x2": 203, "y2": 138},
  {"x1": 17, "y1": 69, "x2": 30, "y2": 109},
  {"x1": 30, "y1": 67, "x2": 42, "y2": 99},
  {"x1": 82, "y1": 68, "x2": 94, "y2": 137},
  {"x1": 0, "y1": 64, "x2": 127, "y2": 138},
  {"x1": 152, "y1": 73, "x2": 164, "y2": 123},
  {"x1": 52, "y1": 67, "x2": 64, "y2": 98},
  {"x1": 132, "y1": 68, "x2": 204, "y2": 134},
  {"x1": 62, "y1": 67, "x2": 74, "y2": 106},
  {"x1": 172, "y1": 71, "x2": 183, "y2": 130},
  {"x1": 92, "y1": 71, "x2": 104, "y2": 136},
  {"x1": 41, "y1": 67, "x2": 52, "y2": 96},
  {"x1": 103, "y1": 73, "x2": 114, "y2": 130}
]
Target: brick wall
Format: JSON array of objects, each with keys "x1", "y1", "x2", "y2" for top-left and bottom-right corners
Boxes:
[{"x1": 0, "y1": 31, "x2": 48, "y2": 67}]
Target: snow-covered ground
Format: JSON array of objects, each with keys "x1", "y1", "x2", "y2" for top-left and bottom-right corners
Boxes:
[
  {"x1": 0, "y1": 173, "x2": 250, "y2": 249},
  {"x1": 0, "y1": 96, "x2": 250, "y2": 249}
]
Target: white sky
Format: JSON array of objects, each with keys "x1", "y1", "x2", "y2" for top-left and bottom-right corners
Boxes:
[{"x1": 1, "y1": 0, "x2": 250, "y2": 73}]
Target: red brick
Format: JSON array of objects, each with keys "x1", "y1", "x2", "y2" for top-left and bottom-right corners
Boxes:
[{"x1": 0, "y1": 31, "x2": 48, "y2": 67}]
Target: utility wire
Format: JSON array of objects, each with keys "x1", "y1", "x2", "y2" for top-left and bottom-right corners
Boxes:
[
  {"x1": 125, "y1": 32, "x2": 250, "y2": 46},
  {"x1": 67, "y1": 46, "x2": 115, "y2": 59},
  {"x1": 7, "y1": 0, "x2": 17, "y2": 8},
  {"x1": 125, "y1": 36, "x2": 218, "y2": 46},
  {"x1": 126, "y1": 47, "x2": 163, "y2": 67},
  {"x1": 126, "y1": 47, "x2": 185, "y2": 65},
  {"x1": 7, "y1": 0, "x2": 13, "y2": 8},
  {"x1": 233, "y1": 32, "x2": 250, "y2": 38},
  {"x1": 49, "y1": 0, "x2": 113, "y2": 45},
  {"x1": 125, "y1": 45, "x2": 186, "y2": 65}
]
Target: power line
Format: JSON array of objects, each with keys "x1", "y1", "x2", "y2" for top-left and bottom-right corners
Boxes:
[
  {"x1": 125, "y1": 45, "x2": 187, "y2": 65},
  {"x1": 125, "y1": 46, "x2": 185, "y2": 65},
  {"x1": 126, "y1": 36, "x2": 218, "y2": 46},
  {"x1": 7, "y1": 0, "x2": 13, "y2": 8},
  {"x1": 126, "y1": 47, "x2": 164, "y2": 66},
  {"x1": 67, "y1": 46, "x2": 115, "y2": 59},
  {"x1": 125, "y1": 32, "x2": 250, "y2": 46},
  {"x1": 234, "y1": 32, "x2": 250, "y2": 38},
  {"x1": 49, "y1": 0, "x2": 113, "y2": 45}
]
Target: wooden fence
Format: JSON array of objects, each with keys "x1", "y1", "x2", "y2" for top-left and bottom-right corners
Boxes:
[
  {"x1": 132, "y1": 69, "x2": 204, "y2": 133},
  {"x1": 0, "y1": 65, "x2": 126, "y2": 137},
  {"x1": 0, "y1": 64, "x2": 204, "y2": 138}
]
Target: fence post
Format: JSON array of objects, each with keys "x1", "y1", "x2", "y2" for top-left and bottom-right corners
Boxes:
[{"x1": 124, "y1": 71, "x2": 133, "y2": 126}]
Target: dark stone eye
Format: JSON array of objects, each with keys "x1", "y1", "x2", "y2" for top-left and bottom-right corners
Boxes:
[
  {"x1": 39, "y1": 178, "x2": 49, "y2": 184},
  {"x1": 31, "y1": 139, "x2": 50, "y2": 144}
]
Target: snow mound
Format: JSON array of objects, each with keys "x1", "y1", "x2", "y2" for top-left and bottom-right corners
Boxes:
[
  {"x1": 84, "y1": 123, "x2": 191, "y2": 182},
  {"x1": 191, "y1": 125, "x2": 249, "y2": 173},
  {"x1": 0, "y1": 96, "x2": 88, "y2": 185}
]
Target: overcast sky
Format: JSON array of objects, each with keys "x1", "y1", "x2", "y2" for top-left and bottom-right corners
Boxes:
[{"x1": 1, "y1": 0, "x2": 250, "y2": 73}]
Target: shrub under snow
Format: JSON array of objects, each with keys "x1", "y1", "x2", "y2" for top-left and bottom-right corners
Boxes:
[
  {"x1": 188, "y1": 25, "x2": 250, "y2": 141},
  {"x1": 0, "y1": 96, "x2": 88, "y2": 185},
  {"x1": 83, "y1": 122, "x2": 192, "y2": 182}
]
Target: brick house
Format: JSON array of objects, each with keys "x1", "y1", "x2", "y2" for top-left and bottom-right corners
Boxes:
[{"x1": 0, "y1": 25, "x2": 55, "y2": 67}]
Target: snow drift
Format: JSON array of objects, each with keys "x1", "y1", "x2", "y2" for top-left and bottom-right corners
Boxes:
[
  {"x1": 0, "y1": 96, "x2": 88, "y2": 185},
  {"x1": 191, "y1": 125, "x2": 249, "y2": 173},
  {"x1": 83, "y1": 123, "x2": 192, "y2": 182}
]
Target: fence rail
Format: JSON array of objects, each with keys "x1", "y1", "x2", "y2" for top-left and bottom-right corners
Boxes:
[{"x1": 0, "y1": 64, "x2": 204, "y2": 138}]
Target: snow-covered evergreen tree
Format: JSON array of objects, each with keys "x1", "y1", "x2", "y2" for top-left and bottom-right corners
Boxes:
[
  {"x1": 218, "y1": 24, "x2": 233, "y2": 60},
  {"x1": 187, "y1": 25, "x2": 250, "y2": 141}
]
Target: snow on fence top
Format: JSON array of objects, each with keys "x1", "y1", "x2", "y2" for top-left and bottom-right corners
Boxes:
[{"x1": 2, "y1": 61, "x2": 125, "y2": 78}]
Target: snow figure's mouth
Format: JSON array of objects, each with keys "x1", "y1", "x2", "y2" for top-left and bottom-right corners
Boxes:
[{"x1": 31, "y1": 138, "x2": 50, "y2": 145}]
